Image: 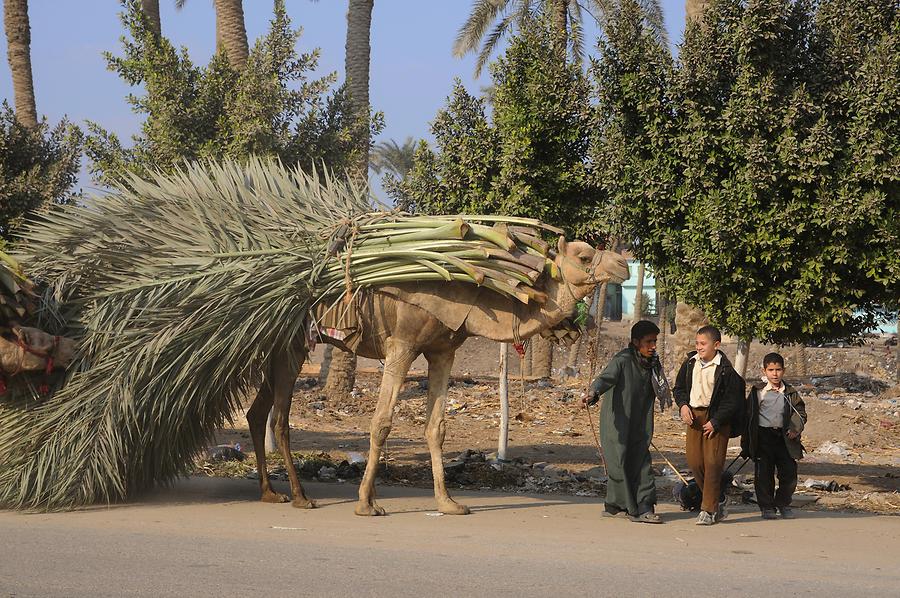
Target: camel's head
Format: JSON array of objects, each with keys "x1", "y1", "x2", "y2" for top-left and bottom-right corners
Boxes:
[
  {"x1": 12, "y1": 326, "x2": 77, "y2": 370},
  {"x1": 555, "y1": 237, "x2": 630, "y2": 288}
]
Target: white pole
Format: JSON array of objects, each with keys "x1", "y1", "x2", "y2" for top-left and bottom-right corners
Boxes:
[
  {"x1": 498, "y1": 342, "x2": 509, "y2": 461},
  {"x1": 265, "y1": 407, "x2": 277, "y2": 453}
]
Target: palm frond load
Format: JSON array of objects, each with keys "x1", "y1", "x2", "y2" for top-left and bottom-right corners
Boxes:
[{"x1": 0, "y1": 157, "x2": 567, "y2": 511}]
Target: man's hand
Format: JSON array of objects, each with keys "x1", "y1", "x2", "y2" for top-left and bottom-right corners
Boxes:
[
  {"x1": 786, "y1": 430, "x2": 800, "y2": 440},
  {"x1": 581, "y1": 392, "x2": 599, "y2": 408},
  {"x1": 702, "y1": 420, "x2": 716, "y2": 438},
  {"x1": 680, "y1": 404, "x2": 694, "y2": 425}
]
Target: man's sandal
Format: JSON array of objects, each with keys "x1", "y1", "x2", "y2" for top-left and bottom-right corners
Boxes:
[{"x1": 631, "y1": 510, "x2": 663, "y2": 524}]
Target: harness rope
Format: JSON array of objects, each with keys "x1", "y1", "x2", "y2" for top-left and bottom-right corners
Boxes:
[{"x1": 582, "y1": 402, "x2": 608, "y2": 476}]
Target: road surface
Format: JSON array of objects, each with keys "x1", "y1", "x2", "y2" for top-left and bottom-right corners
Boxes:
[{"x1": 2, "y1": 477, "x2": 898, "y2": 597}]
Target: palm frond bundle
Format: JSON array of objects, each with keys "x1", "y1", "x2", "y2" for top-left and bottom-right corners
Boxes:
[
  {"x1": 0, "y1": 250, "x2": 37, "y2": 324},
  {"x1": 0, "y1": 157, "x2": 563, "y2": 511}
]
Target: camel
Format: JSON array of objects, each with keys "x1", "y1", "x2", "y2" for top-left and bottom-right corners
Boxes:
[
  {"x1": 0, "y1": 326, "x2": 76, "y2": 377},
  {"x1": 245, "y1": 237, "x2": 629, "y2": 515}
]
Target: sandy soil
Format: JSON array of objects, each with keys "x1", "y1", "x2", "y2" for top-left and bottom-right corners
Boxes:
[{"x1": 212, "y1": 322, "x2": 900, "y2": 514}]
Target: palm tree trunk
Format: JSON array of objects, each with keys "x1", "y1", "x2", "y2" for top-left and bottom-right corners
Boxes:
[
  {"x1": 3, "y1": 0, "x2": 38, "y2": 129},
  {"x1": 141, "y1": 0, "x2": 161, "y2": 38},
  {"x1": 552, "y1": 0, "x2": 568, "y2": 59},
  {"x1": 323, "y1": 0, "x2": 375, "y2": 399},
  {"x1": 686, "y1": 0, "x2": 710, "y2": 24},
  {"x1": 530, "y1": 334, "x2": 553, "y2": 379},
  {"x1": 670, "y1": 302, "x2": 708, "y2": 380},
  {"x1": 345, "y1": 0, "x2": 374, "y2": 176},
  {"x1": 323, "y1": 345, "x2": 357, "y2": 400},
  {"x1": 214, "y1": 0, "x2": 248, "y2": 70}
]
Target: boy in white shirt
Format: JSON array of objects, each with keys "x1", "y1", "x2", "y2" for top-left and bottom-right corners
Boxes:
[{"x1": 740, "y1": 353, "x2": 807, "y2": 519}]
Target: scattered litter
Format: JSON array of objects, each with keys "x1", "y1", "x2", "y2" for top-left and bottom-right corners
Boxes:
[
  {"x1": 814, "y1": 441, "x2": 850, "y2": 457},
  {"x1": 207, "y1": 444, "x2": 245, "y2": 462},
  {"x1": 804, "y1": 478, "x2": 851, "y2": 492},
  {"x1": 426, "y1": 512, "x2": 444, "y2": 517}
]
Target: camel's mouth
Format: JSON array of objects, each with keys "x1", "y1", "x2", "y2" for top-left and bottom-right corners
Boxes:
[{"x1": 591, "y1": 251, "x2": 630, "y2": 285}]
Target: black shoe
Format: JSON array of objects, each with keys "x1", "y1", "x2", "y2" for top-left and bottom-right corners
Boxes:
[
  {"x1": 761, "y1": 509, "x2": 778, "y2": 520},
  {"x1": 778, "y1": 507, "x2": 796, "y2": 519}
]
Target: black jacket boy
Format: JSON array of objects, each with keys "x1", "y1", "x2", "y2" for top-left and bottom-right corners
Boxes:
[{"x1": 673, "y1": 350, "x2": 745, "y2": 436}]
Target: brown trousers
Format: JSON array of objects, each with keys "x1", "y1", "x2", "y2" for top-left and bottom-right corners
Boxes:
[{"x1": 686, "y1": 407, "x2": 731, "y2": 514}]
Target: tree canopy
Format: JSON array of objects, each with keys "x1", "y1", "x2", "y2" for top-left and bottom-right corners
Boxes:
[
  {"x1": 86, "y1": 0, "x2": 379, "y2": 186},
  {"x1": 592, "y1": 0, "x2": 899, "y2": 344},
  {"x1": 0, "y1": 103, "x2": 82, "y2": 244}
]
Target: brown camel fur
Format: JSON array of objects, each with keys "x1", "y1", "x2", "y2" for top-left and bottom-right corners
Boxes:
[
  {"x1": 245, "y1": 237, "x2": 629, "y2": 515},
  {"x1": 0, "y1": 326, "x2": 76, "y2": 376}
]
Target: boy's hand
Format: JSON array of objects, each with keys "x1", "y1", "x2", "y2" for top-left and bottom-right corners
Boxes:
[
  {"x1": 786, "y1": 430, "x2": 800, "y2": 440},
  {"x1": 680, "y1": 405, "x2": 694, "y2": 425},
  {"x1": 702, "y1": 420, "x2": 716, "y2": 438}
]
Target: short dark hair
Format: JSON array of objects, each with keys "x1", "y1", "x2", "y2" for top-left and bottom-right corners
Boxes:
[
  {"x1": 631, "y1": 320, "x2": 660, "y2": 341},
  {"x1": 696, "y1": 325, "x2": 721, "y2": 343},
  {"x1": 763, "y1": 352, "x2": 785, "y2": 368}
]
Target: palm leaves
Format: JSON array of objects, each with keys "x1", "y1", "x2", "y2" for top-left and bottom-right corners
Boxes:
[
  {"x1": 0, "y1": 157, "x2": 565, "y2": 510},
  {"x1": 370, "y1": 137, "x2": 417, "y2": 179},
  {"x1": 453, "y1": 0, "x2": 669, "y2": 75}
]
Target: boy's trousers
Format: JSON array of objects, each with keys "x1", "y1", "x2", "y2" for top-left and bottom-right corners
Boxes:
[
  {"x1": 754, "y1": 426, "x2": 798, "y2": 511},
  {"x1": 685, "y1": 407, "x2": 730, "y2": 514}
]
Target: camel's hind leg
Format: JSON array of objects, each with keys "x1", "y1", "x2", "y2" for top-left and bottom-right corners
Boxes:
[
  {"x1": 247, "y1": 346, "x2": 312, "y2": 507},
  {"x1": 269, "y1": 349, "x2": 316, "y2": 509},
  {"x1": 355, "y1": 337, "x2": 418, "y2": 516},
  {"x1": 247, "y1": 376, "x2": 288, "y2": 504},
  {"x1": 424, "y1": 348, "x2": 469, "y2": 514}
]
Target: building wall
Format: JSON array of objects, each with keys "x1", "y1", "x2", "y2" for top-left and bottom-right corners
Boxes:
[{"x1": 621, "y1": 260, "x2": 656, "y2": 319}]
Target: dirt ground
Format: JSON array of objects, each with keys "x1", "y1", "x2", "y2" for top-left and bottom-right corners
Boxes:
[{"x1": 210, "y1": 321, "x2": 900, "y2": 514}]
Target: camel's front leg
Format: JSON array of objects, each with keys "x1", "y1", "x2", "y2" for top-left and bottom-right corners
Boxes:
[
  {"x1": 424, "y1": 349, "x2": 469, "y2": 514},
  {"x1": 270, "y1": 348, "x2": 315, "y2": 509},
  {"x1": 355, "y1": 337, "x2": 418, "y2": 516}
]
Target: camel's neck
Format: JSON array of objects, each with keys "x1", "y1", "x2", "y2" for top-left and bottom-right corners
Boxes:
[{"x1": 515, "y1": 277, "x2": 595, "y2": 339}]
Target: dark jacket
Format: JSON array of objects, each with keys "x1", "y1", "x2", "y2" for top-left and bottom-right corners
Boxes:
[
  {"x1": 740, "y1": 382, "x2": 807, "y2": 461},
  {"x1": 673, "y1": 350, "x2": 745, "y2": 435}
]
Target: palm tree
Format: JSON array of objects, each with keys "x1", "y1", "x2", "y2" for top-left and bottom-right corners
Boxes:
[
  {"x1": 214, "y1": 0, "x2": 248, "y2": 69},
  {"x1": 370, "y1": 137, "x2": 416, "y2": 179},
  {"x1": 454, "y1": 0, "x2": 667, "y2": 75},
  {"x1": 141, "y1": 0, "x2": 162, "y2": 37},
  {"x1": 324, "y1": 0, "x2": 375, "y2": 399},
  {"x1": 3, "y1": 0, "x2": 38, "y2": 128}
]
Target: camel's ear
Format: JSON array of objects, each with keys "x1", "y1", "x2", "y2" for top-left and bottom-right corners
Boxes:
[{"x1": 557, "y1": 236, "x2": 567, "y2": 256}]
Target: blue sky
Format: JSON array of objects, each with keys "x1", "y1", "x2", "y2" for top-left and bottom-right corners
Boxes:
[{"x1": 0, "y1": 1, "x2": 687, "y2": 195}]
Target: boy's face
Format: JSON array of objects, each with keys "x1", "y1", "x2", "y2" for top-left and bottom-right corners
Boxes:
[
  {"x1": 763, "y1": 362, "x2": 785, "y2": 388},
  {"x1": 634, "y1": 333, "x2": 658, "y2": 358},
  {"x1": 695, "y1": 333, "x2": 720, "y2": 362}
]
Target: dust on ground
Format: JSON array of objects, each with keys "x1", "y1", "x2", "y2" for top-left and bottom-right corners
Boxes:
[{"x1": 208, "y1": 321, "x2": 900, "y2": 514}]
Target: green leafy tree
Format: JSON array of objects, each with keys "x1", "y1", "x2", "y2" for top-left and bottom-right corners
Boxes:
[
  {"x1": 0, "y1": 103, "x2": 82, "y2": 243},
  {"x1": 592, "y1": 0, "x2": 899, "y2": 346},
  {"x1": 390, "y1": 18, "x2": 597, "y2": 240},
  {"x1": 86, "y1": 0, "x2": 377, "y2": 186}
]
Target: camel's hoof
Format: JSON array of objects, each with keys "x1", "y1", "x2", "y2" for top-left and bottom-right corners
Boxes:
[
  {"x1": 355, "y1": 502, "x2": 387, "y2": 516},
  {"x1": 438, "y1": 501, "x2": 471, "y2": 515},
  {"x1": 260, "y1": 491, "x2": 290, "y2": 504},
  {"x1": 292, "y1": 497, "x2": 317, "y2": 510}
]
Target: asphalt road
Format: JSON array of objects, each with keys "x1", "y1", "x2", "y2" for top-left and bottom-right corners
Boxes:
[{"x1": 2, "y1": 477, "x2": 898, "y2": 597}]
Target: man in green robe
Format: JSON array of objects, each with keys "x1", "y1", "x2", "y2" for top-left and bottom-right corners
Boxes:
[{"x1": 584, "y1": 320, "x2": 664, "y2": 523}]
